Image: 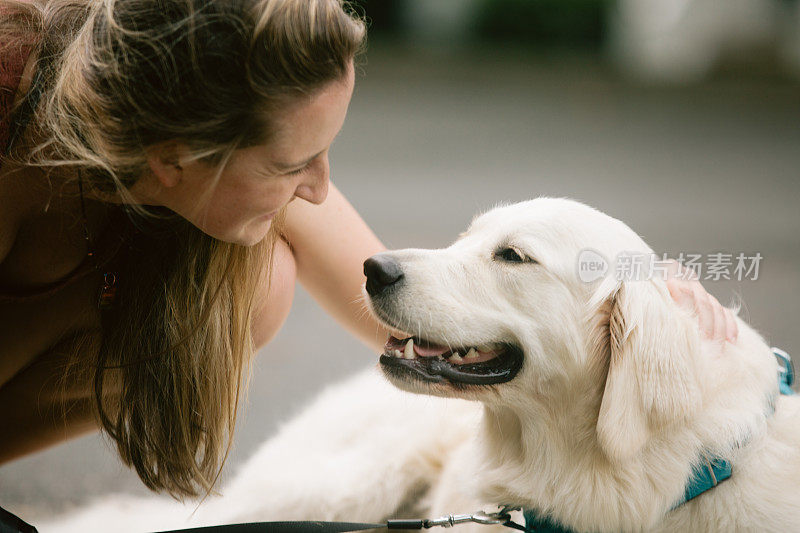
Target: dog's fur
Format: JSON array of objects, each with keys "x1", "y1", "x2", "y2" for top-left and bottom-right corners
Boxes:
[{"x1": 44, "y1": 198, "x2": 799, "y2": 533}]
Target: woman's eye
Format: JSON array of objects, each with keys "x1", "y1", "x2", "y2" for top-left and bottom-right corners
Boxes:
[
  {"x1": 285, "y1": 163, "x2": 311, "y2": 176},
  {"x1": 495, "y1": 247, "x2": 526, "y2": 263}
]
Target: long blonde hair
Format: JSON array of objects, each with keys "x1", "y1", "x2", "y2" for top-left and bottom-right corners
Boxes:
[{"x1": 0, "y1": 0, "x2": 364, "y2": 498}]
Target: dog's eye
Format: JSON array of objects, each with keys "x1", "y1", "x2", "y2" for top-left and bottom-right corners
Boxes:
[{"x1": 495, "y1": 247, "x2": 527, "y2": 263}]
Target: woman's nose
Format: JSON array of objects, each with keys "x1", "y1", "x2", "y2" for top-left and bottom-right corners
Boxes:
[{"x1": 294, "y1": 156, "x2": 329, "y2": 205}]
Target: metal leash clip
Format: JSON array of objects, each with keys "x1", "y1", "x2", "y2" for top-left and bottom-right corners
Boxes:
[{"x1": 387, "y1": 506, "x2": 521, "y2": 529}]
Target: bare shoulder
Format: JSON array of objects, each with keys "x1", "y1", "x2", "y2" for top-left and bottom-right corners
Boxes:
[
  {"x1": 0, "y1": 162, "x2": 53, "y2": 263},
  {"x1": 0, "y1": 144, "x2": 54, "y2": 263},
  {"x1": 0, "y1": 167, "x2": 27, "y2": 266}
]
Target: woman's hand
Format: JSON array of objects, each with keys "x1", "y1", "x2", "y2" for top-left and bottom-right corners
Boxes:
[{"x1": 665, "y1": 260, "x2": 738, "y2": 343}]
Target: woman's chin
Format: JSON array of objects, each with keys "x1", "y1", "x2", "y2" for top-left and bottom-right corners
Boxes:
[
  {"x1": 239, "y1": 218, "x2": 273, "y2": 246},
  {"x1": 193, "y1": 213, "x2": 275, "y2": 246},
  {"x1": 203, "y1": 220, "x2": 271, "y2": 246}
]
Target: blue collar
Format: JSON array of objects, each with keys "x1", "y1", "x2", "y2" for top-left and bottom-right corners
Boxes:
[{"x1": 520, "y1": 347, "x2": 795, "y2": 533}]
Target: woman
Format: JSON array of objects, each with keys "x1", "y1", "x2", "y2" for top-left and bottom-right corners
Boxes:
[{"x1": 0, "y1": 0, "x2": 738, "y2": 502}]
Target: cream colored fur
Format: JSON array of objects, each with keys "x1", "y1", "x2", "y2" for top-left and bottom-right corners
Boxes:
[{"x1": 44, "y1": 198, "x2": 799, "y2": 533}]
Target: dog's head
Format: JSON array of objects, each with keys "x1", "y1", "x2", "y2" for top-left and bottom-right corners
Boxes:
[{"x1": 364, "y1": 197, "x2": 703, "y2": 461}]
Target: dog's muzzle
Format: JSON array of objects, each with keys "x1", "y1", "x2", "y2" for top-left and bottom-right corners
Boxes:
[{"x1": 379, "y1": 336, "x2": 524, "y2": 386}]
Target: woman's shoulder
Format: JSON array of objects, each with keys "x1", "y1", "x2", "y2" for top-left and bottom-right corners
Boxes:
[
  {"x1": 0, "y1": 170, "x2": 24, "y2": 267},
  {"x1": 0, "y1": 162, "x2": 61, "y2": 267}
]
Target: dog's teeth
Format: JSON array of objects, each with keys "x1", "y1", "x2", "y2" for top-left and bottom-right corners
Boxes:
[
  {"x1": 450, "y1": 352, "x2": 463, "y2": 362},
  {"x1": 437, "y1": 354, "x2": 444, "y2": 360},
  {"x1": 404, "y1": 338, "x2": 415, "y2": 359},
  {"x1": 465, "y1": 348, "x2": 479, "y2": 359},
  {"x1": 477, "y1": 344, "x2": 492, "y2": 352},
  {"x1": 393, "y1": 349, "x2": 402, "y2": 358}
]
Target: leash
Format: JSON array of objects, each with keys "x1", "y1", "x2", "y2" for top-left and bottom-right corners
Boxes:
[{"x1": 153, "y1": 507, "x2": 526, "y2": 532}]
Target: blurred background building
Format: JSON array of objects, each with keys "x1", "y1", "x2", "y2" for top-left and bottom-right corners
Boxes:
[
  {"x1": 2, "y1": 0, "x2": 798, "y2": 526},
  {"x1": 355, "y1": 0, "x2": 800, "y2": 82}
]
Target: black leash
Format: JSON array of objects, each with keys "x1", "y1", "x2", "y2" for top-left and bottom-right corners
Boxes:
[
  {"x1": 1, "y1": 504, "x2": 525, "y2": 533},
  {"x1": 154, "y1": 521, "x2": 384, "y2": 532},
  {"x1": 152, "y1": 507, "x2": 526, "y2": 533}
]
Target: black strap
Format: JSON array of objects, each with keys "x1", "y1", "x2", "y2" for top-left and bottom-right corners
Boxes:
[{"x1": 154, "y1": 521, "x2": 386, "y2": 533}]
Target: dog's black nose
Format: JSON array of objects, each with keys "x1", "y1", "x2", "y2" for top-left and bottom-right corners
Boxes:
[{"x1": 364, "y1": 255, "x2": 403, "y2": 296}]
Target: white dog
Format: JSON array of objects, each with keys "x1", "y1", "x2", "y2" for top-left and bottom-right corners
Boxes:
[{"x1": 44, "y1": 198, "x2": 799, "y2": 533}]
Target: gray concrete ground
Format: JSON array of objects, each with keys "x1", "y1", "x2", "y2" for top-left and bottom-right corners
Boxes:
[{"x1": 2, "y1": 44, "x2": 799, "y2": 523}]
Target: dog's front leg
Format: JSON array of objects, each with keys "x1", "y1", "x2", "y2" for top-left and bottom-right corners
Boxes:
[{"x1": 426, "y1": 440, "x2": 515, "y2": 533}]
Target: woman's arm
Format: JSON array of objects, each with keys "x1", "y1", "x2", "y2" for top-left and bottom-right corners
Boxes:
[{"x1": 283, "y1": 183, "x2": 391, "y2": 354}]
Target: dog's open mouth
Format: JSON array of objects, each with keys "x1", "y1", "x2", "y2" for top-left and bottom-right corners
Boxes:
[{"x1": 379, "y1": 336, "x2": 523, "y2": 385}]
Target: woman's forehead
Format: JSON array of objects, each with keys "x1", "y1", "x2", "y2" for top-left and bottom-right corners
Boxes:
[{"x1": 265, "y1": 66, "x2": 355, "y2": 164}]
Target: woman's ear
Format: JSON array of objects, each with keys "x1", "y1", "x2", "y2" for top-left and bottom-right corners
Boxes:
[
  {"x1": 593, "y1": 278, "x2": 702, "y2": 463},
  {"x1": 145, "y1": 141, "x2": 186, "y2": 188}
]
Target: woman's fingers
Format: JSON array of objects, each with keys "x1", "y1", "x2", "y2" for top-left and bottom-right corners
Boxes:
[
  {"x1": 665, "y1": 260, "x2": 738, "y2": 344},
  {"x1": 691, "y1": 282, "x2": 716, "y2": 340},
  {"x1": 709, "y1": 294, "x2": 727, "y2": 342},
  {"x1": 665, "y1": 258, "x2": 698, "y2": 281},
  {"x1": 725, "y1": 307, "x2": 739, "y2": 342}
]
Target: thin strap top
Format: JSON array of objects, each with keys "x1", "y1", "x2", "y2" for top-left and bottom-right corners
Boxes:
[{"x1": 0, "y1": 30, "x2": 99, "y2": 302}]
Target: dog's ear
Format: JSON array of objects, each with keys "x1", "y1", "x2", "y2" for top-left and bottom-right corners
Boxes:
[{"x1": 593, "y1": 279, "x2": 701, "y2": 462}]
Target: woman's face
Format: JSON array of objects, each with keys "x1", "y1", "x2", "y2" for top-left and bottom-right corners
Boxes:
[{"x1": 140, "y1": 61, "x2": 355, "y2": 245}]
